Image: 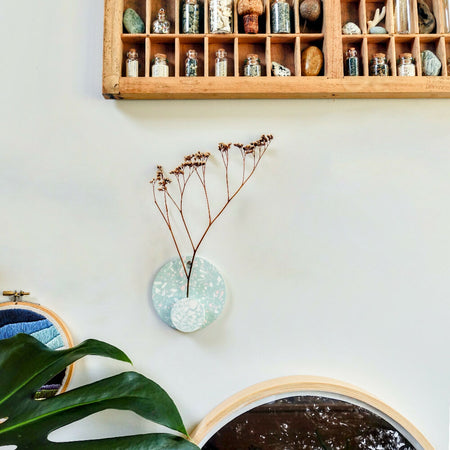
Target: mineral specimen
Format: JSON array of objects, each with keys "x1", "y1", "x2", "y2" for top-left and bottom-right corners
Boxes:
[
  {"x1": 417, "y1": 0, "x2": 436, "y2": 33},
  {"x1": 342, "y1": 21, "x2": 361, "y2": 34},
  {"x1": 300, "y1": 0, "x2": 321, "y2": 22},
  {"x1": 123, "y1": 8, "x2": 145, "y2": 34},
  {"x1": 421, "y1": 49, "x2": 441, "y2": 75},
  {"x1": 301, "y1": 46, "x2": 323, "y2": 76},
  {"x1": 272, "y1": 61, "x2": 291, "y2": 76}
]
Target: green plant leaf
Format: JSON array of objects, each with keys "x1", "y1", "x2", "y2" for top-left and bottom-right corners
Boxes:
[
  {"x1": 22, "y1": 434, "x2": 200, "y2": 450},
  {"x1": 0, "y1": 334, "x2": 198, "y2": 450}
]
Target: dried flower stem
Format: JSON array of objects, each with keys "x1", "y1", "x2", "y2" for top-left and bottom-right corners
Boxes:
[{"x1": 150, "y1": 134, "x2": 273, "y2": 296}]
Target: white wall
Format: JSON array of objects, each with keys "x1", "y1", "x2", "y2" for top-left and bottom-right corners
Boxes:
[{"x1": 1, "y1": 1, "x2": 449, "y2": 448}]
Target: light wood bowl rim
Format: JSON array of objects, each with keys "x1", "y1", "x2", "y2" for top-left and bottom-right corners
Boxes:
[{"x1": 190, "y1": 375, "x2": 434, "y2": 449}]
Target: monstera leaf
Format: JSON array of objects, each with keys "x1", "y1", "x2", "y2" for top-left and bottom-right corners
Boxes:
[{"x1": 0, "y1": 334, "x2": 199, "y2": 450}]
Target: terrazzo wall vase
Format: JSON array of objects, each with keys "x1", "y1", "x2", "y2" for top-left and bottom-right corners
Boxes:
[
  {"x1": 0, "y1": 290, "x2": 73, "y2": 398},
  {"x1": 150, "y1": 135, "x2": 273, "y2": 334},
  {"x1": 152, "y1": 257, "x2": 226, "y2": 332}
]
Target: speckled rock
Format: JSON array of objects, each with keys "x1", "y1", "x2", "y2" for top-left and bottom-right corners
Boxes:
[
  {"x1": 369, "y1": 26, "x2": 387, "y2": 34},
  {"x1": 417, "y1": 0, "x2": 436, "y2": 34},
  {"x1": 342, "y1": 21, "x2": 361, "y2": 35},
  {"x1": 272, "y1": 61, "x2": 291, "y2": 76},
  {"x1": 123, "y1": 8, "x2": 145, "y2": 34},
  {"x1": 421, "y1": 50, "x2": 441, "y2": 75},
  {"x1": 301, "y1": 46, "x2": 323, "y2": 76},
  {"x1": 299, "y1": 0, "x2": 321, "y2": 22}
]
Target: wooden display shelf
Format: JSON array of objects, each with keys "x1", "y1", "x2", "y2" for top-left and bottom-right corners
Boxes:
[{"x1": 103, "y1": 0, "x2": 450, "y2": 98}]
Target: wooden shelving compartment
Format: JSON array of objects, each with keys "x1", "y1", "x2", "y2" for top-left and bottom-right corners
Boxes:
[{"x1": 103, "y1": 0, "x2": 450, "y2": 97}]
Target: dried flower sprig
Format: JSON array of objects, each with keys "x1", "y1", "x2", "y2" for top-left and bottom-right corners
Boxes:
[{"x1": 150, "y1": 134, "x2": 273, "y2": 297}]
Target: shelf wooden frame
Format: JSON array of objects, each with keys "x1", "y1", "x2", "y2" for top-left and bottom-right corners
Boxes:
[{"x1": 103, "y1": 0, "x2": 450, "y2": 98}]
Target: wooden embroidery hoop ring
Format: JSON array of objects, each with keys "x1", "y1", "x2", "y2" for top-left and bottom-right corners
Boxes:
[
  {"x1": 190, "y1": 375, "x2": 433, "y2": 450},
  {"x1": 1, "y1": 292, "x2": 74, "y2": 395}
]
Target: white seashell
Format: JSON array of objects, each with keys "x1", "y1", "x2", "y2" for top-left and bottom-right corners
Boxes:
[{"x1": 342, "y1": 21, "x2": 362, "y2": 35}]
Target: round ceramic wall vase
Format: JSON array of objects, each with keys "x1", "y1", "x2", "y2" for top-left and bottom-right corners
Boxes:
[{"x1": 152, "y1": 257, "x2": 226, "y2": 332}]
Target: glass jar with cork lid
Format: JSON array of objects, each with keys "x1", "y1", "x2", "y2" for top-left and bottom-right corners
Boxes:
[
  {"x1": 210, "y1": 0, "x2": 233, "y2": 33},
  {"x1": 345, "y1": 47, "x2": 359, "y2": 76},
  {"x1": 271, "y1": 0, "x2": 291, "y2": 33},
  {"x1": 152, "y1": 53, "x2": 169, "y2": 77},
  {"x1": 244, "y1": 54, "x2": 261, "y2": 76},
  {"x1": 444, "y1": 0, "x2": 450, "y2": 32},
  {"x1": 185, "y1": 49, "x2": 199, "y2": 76},
  {"x1": 126, "y1": 48, "x2": 139, "y2": 77},
  {"x1": 215, "y1": 49, "x2": 228, "y2": 76},
  {"x1": 153, "y1": 8, "x2": 171, "y2": 33},
  {"x1": 395, "y1": 0, "x2": 412, "y2": 33},
  {"x1": 370, "y1": 53, "x2": 389, "y2": 76},
  {"x1": 397, "y1": 53, "x2": 415, "y2": 76},
  {"x1": 182, "y1": 0, "x2": 200, "y2": 33}
]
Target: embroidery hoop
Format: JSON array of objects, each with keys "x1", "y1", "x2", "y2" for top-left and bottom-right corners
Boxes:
[{"x1": 0, "y1": 291, "x2": 74, "y2": 395}]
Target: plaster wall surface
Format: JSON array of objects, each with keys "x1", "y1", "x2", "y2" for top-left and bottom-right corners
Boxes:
[{"x1": 0, "y1": 1, "x2": 449, "y2": 448}]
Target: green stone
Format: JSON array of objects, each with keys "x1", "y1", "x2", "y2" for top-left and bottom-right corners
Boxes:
[
  {"x1": 421, "y1": 50, "x2": 441, "y2": 76},
  {"x1": 369, "y1": 26, "x2": 387, "y2": 34},
  {"x1": 123, "y1": 8, "x2": 145, "y2": 34}
]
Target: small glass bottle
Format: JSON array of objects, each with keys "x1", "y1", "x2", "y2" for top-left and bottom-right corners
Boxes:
[
  {"x1": 215, "y1": 48, "x2": 228, "y2": 76},
  {"x1": 182, "y1": 0, "x2": 200, "y2": 34},
  {"x1": 210, "y1": 0, "x2": 233, "y2": 33},
  {"x1": 345, "y1": 47, "x2": 359, "y2": 76},
  {"x1": 370, "y1": 53, "x2": 389, "y2": 76},
  {"x1": 126, "y1": 48, "x2": 139, "y2": 77},
  {"x1": 153, "y1": 8, "x2": 171, "y2": 33},
  {"x1": 443, "y1": 0, "x2": 450, "y2": 32},
  {"x1": 397, "y1": 52, "x2": 416, "y2": 76},
  {"x1": 152, "y1": 53, "x2": 169, "y2": 77},
  {"x1": 185, "y1": 49, "x2": 199, "y2": 76},
  {"x1": 244, "y1": 54, "x2": 261, "y2": 76},
  {"x1": 395, "y1": 0, "x2": 412, "y2": 33},
  {"x1": 271, "y1": 0, "x2": 291, "y2": 33}
]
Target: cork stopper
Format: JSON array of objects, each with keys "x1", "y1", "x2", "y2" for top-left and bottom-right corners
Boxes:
[
  {"x1": 346, "y1": 47, "x2": 358, "y2": 57},
  {"x1": 245, "y1": 53, "x2": 260, "y2": 65},
  {"x1": 399, "y1": 52, "x2": 412, "y2": 58},
  {"x1": 238, "y1": 0, "x2": 264, "y2": 15},
  {"x1": 127, "y1": 48, "x2": 138, "y2": 59},
  {"x1": 155, "y1": 53, "x2": 167, "y2": 59},
  {"x1": 216, "y1": 48, "x2": 228, "y2": 58},
  {"x1": 374, "y1": 52, "x2": 386, "y2": 58},
  {"x1": 187, "y1": 49, "x2": 198, "y2": 58}
]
